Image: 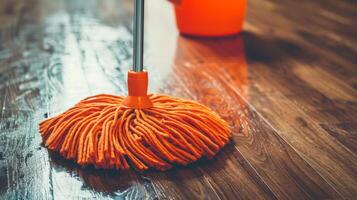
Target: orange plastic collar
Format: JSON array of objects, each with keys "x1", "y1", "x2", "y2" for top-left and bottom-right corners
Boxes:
[{"x1": 122, "y1": 71, "x2": 153, "y2": 109}]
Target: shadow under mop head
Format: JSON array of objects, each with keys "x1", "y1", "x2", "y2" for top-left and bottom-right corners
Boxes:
[{"x1": 38, "y1": 0, "x2": 231, "y2": 171}]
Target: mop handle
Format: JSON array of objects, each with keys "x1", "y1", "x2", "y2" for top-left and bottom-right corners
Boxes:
[{"x1": 133, "y1": 0, "x2": 145, "y2": 72}]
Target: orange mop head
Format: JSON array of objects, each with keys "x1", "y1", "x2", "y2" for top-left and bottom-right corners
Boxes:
[
  {"x1": 39, "y1": 0, "x2": 231, "y2": 171},
  {"x1": 39, "y1": 71, "x2": 231, "y2": 171}
]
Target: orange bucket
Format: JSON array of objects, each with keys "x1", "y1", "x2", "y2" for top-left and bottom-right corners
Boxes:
[{"x1": 172, "y1": 0, "x2": 247, "y2": 37}]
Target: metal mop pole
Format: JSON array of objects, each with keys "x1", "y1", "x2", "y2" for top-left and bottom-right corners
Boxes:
[{"x1": 133, "y1": 0, "x2": 145, "y2": 72}]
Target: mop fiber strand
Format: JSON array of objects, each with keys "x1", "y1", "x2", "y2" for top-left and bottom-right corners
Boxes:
[{"x1": 39, "y1": 94, "x2": 231, "y2": 171}]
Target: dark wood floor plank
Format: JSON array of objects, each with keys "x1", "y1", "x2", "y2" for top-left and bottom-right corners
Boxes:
[
  {"x1": 320, "y1": 122, "x2": 357, "y2": 154},
  {"x1": 167, "y1": 16, "x2": 357, "y2": 196},
  {"x1": 225, "y1": 25, "x2": 357, "y2": 194},
  {"x1": 171, "y1": 36, "x2": 356, "y2": 198},
  {"x1": 166, "y1": 61, "x2": 342, "y2": 199},
  {"x1": 243, "y1": 67, "x2": 357, "y2": 197},
  {"x1": 247, "y1": 1, "x2": 357, "y2": 87}
]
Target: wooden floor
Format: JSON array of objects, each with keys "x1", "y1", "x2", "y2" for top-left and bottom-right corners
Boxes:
[{"x1": 0, "y1": 0, "x2": 356, "y2": 199}]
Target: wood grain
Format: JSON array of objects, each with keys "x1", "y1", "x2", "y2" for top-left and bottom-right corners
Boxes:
[
  {"x1": 167, "y1": 31, "x2": 357, "y2": 199},
  {"x1": 0, "y1": 0, "x2": 356, "y2": 199},
  {"x1": 168, "y1": 61, "x2": 341, "y2": 199}
]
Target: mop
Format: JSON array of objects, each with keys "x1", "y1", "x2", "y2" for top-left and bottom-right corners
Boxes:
[{"x1": 39, "y1": 0, "x2": 231, "y2": 171}]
